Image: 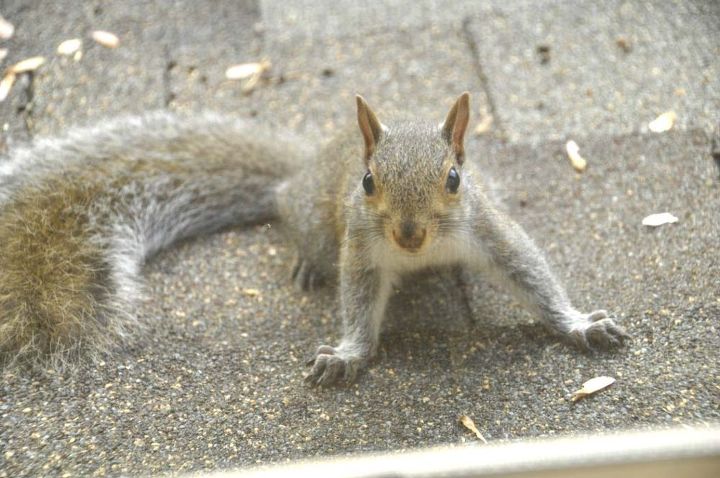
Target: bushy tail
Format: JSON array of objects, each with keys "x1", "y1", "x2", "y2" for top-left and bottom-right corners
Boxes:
[{"x1": 0, "y1": 113, "x2": 304, "y2": 369}]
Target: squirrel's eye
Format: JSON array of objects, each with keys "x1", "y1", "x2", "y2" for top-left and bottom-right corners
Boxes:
[
  {"x1": 446, "y1": 167, "x2": 460, "y2": 193},
  {"x1": 362, "y1": 171, "x2": 375, "y2": 195}
]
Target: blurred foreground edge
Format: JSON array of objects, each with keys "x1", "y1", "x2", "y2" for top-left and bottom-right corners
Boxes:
[{"x1": 190, "y1": 426, "x2": 720, "y2": 478}]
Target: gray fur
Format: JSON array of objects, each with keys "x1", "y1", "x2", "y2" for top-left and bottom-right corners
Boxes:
[
  {"x1": 302, "y1": 95, "x2": 628, "y2": 386},
  {"x1": 0, "y1": 96, "x2": 627, "y2": 377},
  {"x1": 0, "y1": 112, "x2": 306, "y2": 367}
]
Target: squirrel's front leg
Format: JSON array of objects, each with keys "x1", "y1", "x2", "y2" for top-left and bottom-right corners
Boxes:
[
  {"x1": 476, "y1": 214, "x2": 629, "y2": 349},
  {"x1": 305, "y1": 241, "x2": 392, "y2": 386}
]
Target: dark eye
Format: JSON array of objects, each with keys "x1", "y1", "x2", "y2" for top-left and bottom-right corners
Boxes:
[
  {"x1": 362, "y1": 171, "x2": 375, "y2": 195},
  {"x1": 446, "y1": 167, "x2": 460, "y2": 193}
]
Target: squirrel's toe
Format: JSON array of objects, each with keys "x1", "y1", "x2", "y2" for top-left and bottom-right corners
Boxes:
[{"x1": 571, "y1": 314, "x2": 629, "y2": 351}]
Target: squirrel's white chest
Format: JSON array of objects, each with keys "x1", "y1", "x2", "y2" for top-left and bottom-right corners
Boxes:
[{"x1": 370, "y1": 232, "x2": 486, "y2": 275}]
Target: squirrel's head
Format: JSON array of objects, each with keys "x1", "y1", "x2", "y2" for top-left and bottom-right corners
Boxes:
[{"x1": 355, "y1": 93, "x2": 470, "y2": 254}]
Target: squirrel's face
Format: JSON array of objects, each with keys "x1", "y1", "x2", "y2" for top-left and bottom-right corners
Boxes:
[
  {"x1": 354, "y1": 93, "x2": 471, "y2": 254},
  {"x1": 360, "y1": 124, "x2": 464, "y2": 253}
]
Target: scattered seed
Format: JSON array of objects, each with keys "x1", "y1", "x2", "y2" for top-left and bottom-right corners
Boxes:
[
  {"x1": 0, "y1": 15, "x2": 14, "y2": 40},
  {"x1": 642, "y1": 212, "x2": 678, "y2": 227},
  {"x1": 92, "y1": 30, "x2": 120, "y2": 48},
  {"x1": 242, "y1": 288, "x2": 261, "y2": 297},
  {"x1": 0, "y1": 71, "x2": 16, "y2": 102},
  {"x1": 57, "y1": 38, "x2": 83, "y2": 56},
  {"x1": 571, "y1": 376, "x2": 615, "y2": 402},
  {"x1": 474, "y1": 114, "x2": 494, "y2": 135},
  {"x1": 225, "y1": 61, "x2": 271, "y2": 94},
  {"x1": 565, "y1": 140, "x2": 587, "y2": 172},
  {"x1": 459, "y1": 415, "x2": 488, "y2": 443},
  {"x1": 648, "y1": 111, "x2": 676, "y2": 133},
  {"x1": 9, "y1": 56, "x2": 45, "y2": 74},
  {"x1": 225, "y1": 60, "x2": 271, "y2": 80},
  {"x1": 225, "y1": 60, "x2": 272, "y2": 80}
]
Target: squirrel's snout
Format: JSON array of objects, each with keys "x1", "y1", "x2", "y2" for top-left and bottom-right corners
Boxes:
[{"x1": 392, "y1": 220, "x2": 427, "y2": 252}]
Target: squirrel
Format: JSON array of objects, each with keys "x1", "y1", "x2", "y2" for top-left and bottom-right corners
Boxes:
[{"x1": 0, "y1": 93, "x2": 628, "y2": 384}]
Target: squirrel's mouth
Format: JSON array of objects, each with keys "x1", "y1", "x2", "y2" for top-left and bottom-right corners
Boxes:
[{"x1": 398, "y1": 245, "x2": 421, "y2": 254}]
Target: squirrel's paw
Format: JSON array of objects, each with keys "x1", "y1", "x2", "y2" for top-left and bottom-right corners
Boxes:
[
  {"x1": 292, "y1": 258, "x2": 323, "y2": 291},
  {"x1": 304, "y1": 345, "x2": 360, "y2": 387},
  {"x1": 567, "y1": 310, "x2": 630, "y2": 350}
]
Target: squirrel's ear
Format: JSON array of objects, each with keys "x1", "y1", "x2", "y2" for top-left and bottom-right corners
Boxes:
[
  {"x1": 356, "y1": 95, "x2": 383, "y2": 162},
  {"x1": 441, "y1": 92, "x2": 470, "y2": 163}
]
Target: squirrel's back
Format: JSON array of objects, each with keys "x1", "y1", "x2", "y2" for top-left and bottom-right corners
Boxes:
[{"x1": 0, "y1": 112, "x2": 304, "y2": 368}]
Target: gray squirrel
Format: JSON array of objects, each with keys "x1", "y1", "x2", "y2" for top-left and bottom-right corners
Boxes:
[{"x1": 0, "y1": 93, "x2": 628, "y2": 385}]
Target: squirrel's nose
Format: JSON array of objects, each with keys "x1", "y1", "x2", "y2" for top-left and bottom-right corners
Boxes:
[
  {"x1": 400, "y1": 220, "x2": 416, "y2": 238},
  {"x1": 393, "y1": 220, "x2": 426, "y2": 251}
]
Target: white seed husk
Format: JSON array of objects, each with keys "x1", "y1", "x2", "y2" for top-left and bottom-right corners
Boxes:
[
  {"x1": 92, "y1": 30, "x2": 120, "y2": 48},
  {"x1": 57, "y1": 38, "x2": 83, "y2": 56},
  {"x1": 0, "y1": 15, "x2": 14, "y2": 40},
  {"x1": 225, "y1": 60, "x2": 270, "y2": 80},
  {"x1": 648, "y1": 111, "x2": 676, "y2": 133},
  {"x1": 459, "y1": 415, "x2": 488, "y2": 443},
  {"x1": 571, "y1": 376, "x2": 615, "y2": 401},
  {"x1": 10, "y1": 56, "x2": 46, "y2": 74},
  {"x1": 642, "y1": 212, "x2": 678, "y2": 227},
  {"x1": 474, "y1": 114, "x2": 494, "y2": 135},
  {"x1": 0, "y1": 72, "x2": 16, "y2": 102},
  {"x1": 565, "y1": 140, "x2": 587, "y2": 172}
]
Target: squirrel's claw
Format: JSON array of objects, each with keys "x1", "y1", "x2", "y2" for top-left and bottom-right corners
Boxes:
[
  {"x1": 304, "y1": 345, "x2": 359, "y2": 387},
  {"x1": 292, "y1": 258, "x2": 323, "y2": 291},
  {"x1": 305, "y1": 344, "x2": 335, "y2": 366},
  {"x1": 569, "y1": 310, "x2": 630, "y2": 351}
]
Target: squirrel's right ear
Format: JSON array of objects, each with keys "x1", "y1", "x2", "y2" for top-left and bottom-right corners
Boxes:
[
  {"x1": 356, "y1": 95, "x2": 384, "y2": 162},
  {"x1": 441, "y1": 92, "x2": 470, "y2": 164}
]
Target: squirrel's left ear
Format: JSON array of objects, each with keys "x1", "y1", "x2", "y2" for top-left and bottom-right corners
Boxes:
[
  {"x1": 356, "y1": 95, "x2": 384, "y2": 163},
  {"x1": 441, "y1": 92, "x2": 470, "y2": 164}
]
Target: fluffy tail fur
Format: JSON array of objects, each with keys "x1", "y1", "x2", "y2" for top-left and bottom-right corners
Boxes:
[{"x1": 0, "y1": 113, "x2": 303, "y2": 368}]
